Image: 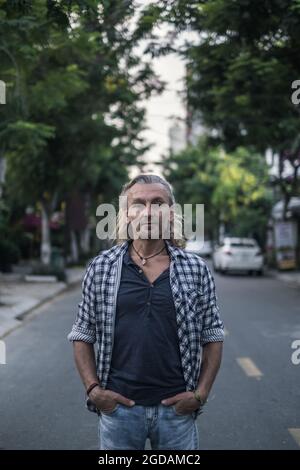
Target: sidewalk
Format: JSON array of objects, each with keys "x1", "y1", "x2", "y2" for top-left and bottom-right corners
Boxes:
[
  {"x1": 0, "y1": 267, "x2": 85, "y2": 338},
  {"x1": 267, "y1": 268, "x2": 300, "y2": 289}
]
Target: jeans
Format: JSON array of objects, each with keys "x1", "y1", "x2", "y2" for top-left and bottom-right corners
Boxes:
[{"x1": 98, "y1": 403, "x2": 199, "y2": 450}]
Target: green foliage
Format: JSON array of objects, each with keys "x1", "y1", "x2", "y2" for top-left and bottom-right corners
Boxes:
[
  {"x1": 212, "y1": 147, "x2": 272, "y2": 222},
  {"x1": 0, "y1": 200, "x2": 20, "y2": 271},
  {"x1": 164, "y1": 138, "x2": 272, "y2": 242},
  {"x1": 0, "y1": 0, "x2": 162, "y2": 203},
  {"x1": 0, "y1": 0, "x2": 163, "y2": 263},
  {"x1": 147, "y1": 0, "x2": 300, "y2": 208},
  {"x1": 31, "y1": 262, "x2": 66, "y2": 282},
  {"x1": 0, "y1": 238, "x2": 20, "y2": 271}
]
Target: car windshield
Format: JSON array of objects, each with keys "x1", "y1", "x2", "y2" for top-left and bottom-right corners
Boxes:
[{"x1": 230, "y1": 242, "x2": 256, "y2": 248}]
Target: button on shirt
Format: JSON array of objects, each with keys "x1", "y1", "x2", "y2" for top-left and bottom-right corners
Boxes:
[{"x1": 106, "y1": 248, "x2": 186, "y2": 405}]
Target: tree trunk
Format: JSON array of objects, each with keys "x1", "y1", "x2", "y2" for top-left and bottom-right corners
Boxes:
[
  {"x1": 0, "y1": 145, "x2": 6, "y2": 197},
  {"x1": 80, "y1": 192, "x2": 91, "y2": 254},
  {"x1": 218, "y1": 211, "x2": 225, "y2": 243},
  {"x1": 40, "y1": 201, "x2": 51, "y2": 265},
  {"x1": 278, "y1": 150, "x2": 290, "y2": 221},
  {"x1": 80, "y1": 226, "x2": 91, "y2": 254},
  {"x1": 70, "y1": 230, "x2": 79, "y2": 263},
  {"x1": 282, "y1": 194, "x2": 290, "y2": 222}
]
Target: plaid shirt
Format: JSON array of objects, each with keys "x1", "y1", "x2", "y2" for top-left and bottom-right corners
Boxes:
[{"x1": 68, "y1": 240, "x2": 224, "y2": 413}]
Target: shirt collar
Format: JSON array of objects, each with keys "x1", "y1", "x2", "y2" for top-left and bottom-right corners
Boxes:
[
  {"x1": 103, "y1": 239, "x2": 186, "y2": 265},
  {"x1": 123, "y1": 243, "x2": 134, "y2": 266},
  {"x1": 124, "y1": 239, "x2": 185, "y2": 264}
]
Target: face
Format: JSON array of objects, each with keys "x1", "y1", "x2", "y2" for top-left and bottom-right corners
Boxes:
[{"x1": 126, "y1": 183, "x2": 173, "y2": 240}]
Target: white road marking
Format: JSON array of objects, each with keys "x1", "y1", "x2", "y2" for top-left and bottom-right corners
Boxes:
[
  {"x1": 236, "y1": 357, "x2": 263, "y2": 378},
  {"x1": 288, "y1": 428, "x2": 300, "y2": 447}
]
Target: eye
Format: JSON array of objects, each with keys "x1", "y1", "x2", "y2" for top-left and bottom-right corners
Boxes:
[
  {"x1": 130, "y1": 203, "x2": 144, "y2": 210},
  {"x1": 154, "y1": 201, "x2": 164, "y2": 206}
]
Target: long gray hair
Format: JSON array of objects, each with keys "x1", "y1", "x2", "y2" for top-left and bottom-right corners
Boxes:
[{"x1": 113, "y1": 174, "x2": 186, "y2": 248}]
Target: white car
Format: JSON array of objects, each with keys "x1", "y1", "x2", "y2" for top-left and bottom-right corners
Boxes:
[
  {"x1": 212, "y1": 237, "x2": 264, "y2": 275},
  {"x1": 185, "y1": 236, "x2": 213, "y2": 258}
]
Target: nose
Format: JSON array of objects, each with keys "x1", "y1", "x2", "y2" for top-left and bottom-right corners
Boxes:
[{"x1": 140, "y1": 202, "x2": 152, "y2": 218}]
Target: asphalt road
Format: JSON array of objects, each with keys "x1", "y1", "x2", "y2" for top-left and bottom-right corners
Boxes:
[{"x1": 0, "y1": 266, "x2": 299, "y2": 450}]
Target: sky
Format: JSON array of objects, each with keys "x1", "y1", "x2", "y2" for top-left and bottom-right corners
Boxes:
[
  {"x1": 129, "y1": 3, "x2": 197, "y2": 178},
  {"x1": 133, "y1": 52, "x2": 187, "y2": 177}
]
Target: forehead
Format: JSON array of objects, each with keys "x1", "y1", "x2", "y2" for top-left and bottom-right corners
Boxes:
[{"x1": 127, "y1": 183, "x2": 170, "y2": 202}]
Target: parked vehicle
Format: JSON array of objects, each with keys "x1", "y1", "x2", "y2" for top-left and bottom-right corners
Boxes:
[
  {"x1": 185, "y1": 236, "x2": 213, "y2": 258},
  {"x1": 212, "y1": 237, "x2": 264, "y2": 275}
]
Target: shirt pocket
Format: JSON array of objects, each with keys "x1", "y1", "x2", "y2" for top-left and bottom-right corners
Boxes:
[
  {"x1": 183, "y1": 288, "x2": 203, "y2": 338},
  {"x1": 183, "y1": 287, "x2": 200, "y2": 317}
]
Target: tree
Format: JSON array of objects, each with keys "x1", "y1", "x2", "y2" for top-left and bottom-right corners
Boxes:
[
  {"x1": 0, "y1": 0, "x2": 163, "y2": 264},
  {"x1": 164, "y1": 138, "x2": 272, "y2": 245},
  {"x1": 212, "y1": 147, "x2": 273, "y2": 246},
  {"x1": 142, "y1": 0, "x2": 300, "y2": 217},
  {"x1": 164, "y1": 137, "x2": 220, "y2": 240},
  {"x1": 0, "y1": 0, "x2": 85, "y2": 263}
]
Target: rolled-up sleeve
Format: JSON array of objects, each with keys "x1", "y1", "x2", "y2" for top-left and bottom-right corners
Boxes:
[
  {"x1": 200, "y1": 262, "x2": 224, "y2": 346},
  {"x1": 67, "y1": 258, "x2": 97, "y2": 344}
]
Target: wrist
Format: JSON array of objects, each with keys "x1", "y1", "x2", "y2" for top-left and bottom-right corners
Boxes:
[
  {"x1": 86, "y1": 381, "x2": 101, "y2": 397},
  {"x1": 88, "y1": 386, "x2": 107, "y2": 404},
  {"x1": 194, "y1": 389, "x2": 208, "y2": 406}
]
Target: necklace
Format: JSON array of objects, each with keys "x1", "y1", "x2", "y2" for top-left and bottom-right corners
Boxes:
[{"x1": 131, "y1": 242, "x2": 166, "y2": 265}]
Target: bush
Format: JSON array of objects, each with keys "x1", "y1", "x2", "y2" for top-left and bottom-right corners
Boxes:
[
  {"x1": 31, "y1": 263, "x2": 66, "y2": 282},
  {"x1": 0, "y1": 238, "x2": 21, "y2": 272}
]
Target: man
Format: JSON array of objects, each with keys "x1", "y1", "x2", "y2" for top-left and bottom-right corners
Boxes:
[{"x1": 68, "y1": 174, "x2": 224, "y2": 450}]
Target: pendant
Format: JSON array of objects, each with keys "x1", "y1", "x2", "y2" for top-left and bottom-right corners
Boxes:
[{"x1": 142, "y1": 258, "x2": 146, "y2": 265}]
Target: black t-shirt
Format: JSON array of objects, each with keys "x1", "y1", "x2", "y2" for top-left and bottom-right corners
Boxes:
[{"x1": 106, "y1": 247, "x2": 186, "y2": 405}]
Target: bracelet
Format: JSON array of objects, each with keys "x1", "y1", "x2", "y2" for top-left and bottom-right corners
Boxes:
[
  {"x1": 86, "y1": 382, "x2": 100, "y2": 396},
  {"x1": 194, "y1": 389, "x2": 207, "y2": 406}
]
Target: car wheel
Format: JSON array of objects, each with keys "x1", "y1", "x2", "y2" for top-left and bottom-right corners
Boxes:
[{"x1": 256, "y1": 269, "x2": 263, "y2": 276}]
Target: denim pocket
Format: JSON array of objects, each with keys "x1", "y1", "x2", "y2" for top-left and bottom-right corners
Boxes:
[
  {"x1": 172, "y1": 405, "x2": 190, "y2": 417},
  {"x1": 171, "y1": 404, "x2": 197, "y2": 420},
  {"x1": 100, "y1": 403, "x2": 120, "y2": 416}
]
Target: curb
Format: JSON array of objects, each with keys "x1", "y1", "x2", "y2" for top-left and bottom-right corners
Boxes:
[
  {"x1": 265, "y1": 269, "x2": 300, "y2": 288},
  {"x1": 0, "y1": 278, "x2": 82, "y2": 340}
]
